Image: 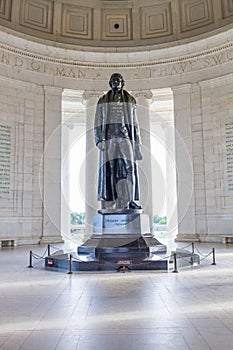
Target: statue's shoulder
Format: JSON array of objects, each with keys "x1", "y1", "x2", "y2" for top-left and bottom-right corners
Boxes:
[
  {"x1": 123, "y1": 90, "x2": 136, "y2": 104},
  {"x1": 98, "y1": 90, "x2": 112, "y2": 104}
]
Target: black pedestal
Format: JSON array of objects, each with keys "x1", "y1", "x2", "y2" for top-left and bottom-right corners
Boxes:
[{"x1": 44, "y1": 211, "x2": 169, "y2": 272}]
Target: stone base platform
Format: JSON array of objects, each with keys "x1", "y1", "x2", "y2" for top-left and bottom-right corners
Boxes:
[
  {"x1": 44, "y1": 211, "x2": 199, "y2": 272},
  {"x1": 45, "y1": 254, "x2": 169, "y2": 272},
  {"x1": 45, "y1": 233, "x2": 169, "y2": 271},
  {"x1": 44, "y1": 245, "x2": 200, "y2": 272}
]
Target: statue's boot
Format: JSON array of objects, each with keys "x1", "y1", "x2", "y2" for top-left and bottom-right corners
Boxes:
[{"x1": 128, "y1": 201, "x2": 142, "y2": 210}]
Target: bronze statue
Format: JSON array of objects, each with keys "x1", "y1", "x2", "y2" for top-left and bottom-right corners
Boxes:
[{"x1": 94, "y1": 73, "x2": 143, "y2": 210}]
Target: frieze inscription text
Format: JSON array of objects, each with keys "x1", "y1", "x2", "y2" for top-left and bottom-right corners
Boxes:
[{"x1": 0, "y1": 42, "x2": 233, "y2": 81}]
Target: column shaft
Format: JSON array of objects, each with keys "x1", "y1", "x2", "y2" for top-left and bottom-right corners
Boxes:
[
  {"x1": 134, "y1": 91, "x2": 153, "y2": 231},
  {"x1": 172, "y1": 84, "x2": 199, "y2": 242},
  {"x1": 41, "y1": 86, "x2": 64, "y2": 243},
  {"x1": 83, "y1": 92, "x2": 102, "y2": 236}
]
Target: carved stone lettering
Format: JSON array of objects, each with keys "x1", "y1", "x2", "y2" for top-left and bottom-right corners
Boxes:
[
  {"x1": 225, "y1": 122, "x2": 233, "y2": 193},
  {"x1": 151, "y1": 47, "x2": 233, "y2": 77},
  {"x1": 0, "y1": 125, "x2": 11, "y2": 198},
  {"x1": 55, "y1": 67, "x2": 86, "y2": 78},
  {"x1": 0, "y1": 42, "x2": 233, "y2": 81}
]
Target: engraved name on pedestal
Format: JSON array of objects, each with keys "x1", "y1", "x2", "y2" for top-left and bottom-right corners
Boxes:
[{"x1": 93, "y1": 213, "x2": 150, "y2": 235}]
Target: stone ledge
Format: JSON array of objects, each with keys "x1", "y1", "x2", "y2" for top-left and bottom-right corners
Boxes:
[{"x1": 175, "y1": 233, "x2": 200, "y2": 242}]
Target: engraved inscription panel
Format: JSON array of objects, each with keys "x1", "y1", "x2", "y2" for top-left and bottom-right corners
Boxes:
[
  {"x1": 225, "y1": 121, "x2": 233, "y2": 192},
  {"x1": 0, "y1": 124, "x2": 11, "y2": 198}
]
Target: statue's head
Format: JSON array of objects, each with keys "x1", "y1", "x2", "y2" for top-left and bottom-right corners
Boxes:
[{"x1": 109, "y1": 73, "x2": 125, "y2": 92}]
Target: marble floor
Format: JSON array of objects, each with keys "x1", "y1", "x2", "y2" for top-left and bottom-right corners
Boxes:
[{"x1": 0, "y1": 240, "x2": 233, "y2": 350}]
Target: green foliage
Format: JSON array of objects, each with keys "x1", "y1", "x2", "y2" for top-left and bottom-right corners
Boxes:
[
  {"x1": 153, "y1": 215, "x2": 160, "y2": 224},
  {"x1": 70, "y1": 212, "x2": 85, "y2": 225},
  {"x1": 158, "y1": 217, "x2": 167, "y2": 225},
  {"x1": 153, "y1": 215, "x2": 167, "y2": 225}
]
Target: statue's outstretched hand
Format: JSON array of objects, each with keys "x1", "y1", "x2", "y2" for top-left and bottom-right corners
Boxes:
[
  {"x1": 134, "y1": 144, "x2": 143, "y2": 160},
  {"x1": 97, "y1": 140, "x2": 106, "y2": 151}
]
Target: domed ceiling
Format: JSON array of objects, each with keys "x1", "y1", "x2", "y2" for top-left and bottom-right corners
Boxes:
[{"x1": 0, "y1": 0, "x2": 232, "y2": 50}]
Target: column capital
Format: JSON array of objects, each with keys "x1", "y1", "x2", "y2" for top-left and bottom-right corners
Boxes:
[
  {"x1": 82, "y1": 90, "x2": 103, "y2": 104},
  {"x1": 171, "y1": 84, "x2": 192, "y2": 94},
  {"x1": 43, "y1": 86, "x2": 63, "y2": 95},
  {"x1": 133, "y1": 90, "x2": 153, "y2": 100}
]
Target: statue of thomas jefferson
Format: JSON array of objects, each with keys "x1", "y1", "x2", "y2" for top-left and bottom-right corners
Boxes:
[{"x1": 94, "y1": 73, "x2": 143, "y2": 210}]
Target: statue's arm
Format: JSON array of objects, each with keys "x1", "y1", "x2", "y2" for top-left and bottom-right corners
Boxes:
[
  {"x1": 94, "y1": 101, "x2": 106, "y2": 150},
  {"x1": 133, "y1": 105, "x2": 143, "y2": 160}
]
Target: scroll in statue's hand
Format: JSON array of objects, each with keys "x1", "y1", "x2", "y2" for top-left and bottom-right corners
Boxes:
[{"x1": 97, "y1": 140, "x2": 106, "y2": 151}]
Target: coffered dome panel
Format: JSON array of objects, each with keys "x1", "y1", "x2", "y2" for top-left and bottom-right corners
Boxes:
[
  {"x1": 19, "y1": 0, "x2": 54, "y2": 33},
  {"x1": 0, "y1": 0, "x2": 232, "y2": 50},
  {"x1": 61, "y1": 4, "x2": 93, "y2": 39},
  {"x1": 179, "y1": 0, "x2": 214, "y2": 32},
  {"x1": 140, "y1": 3, "x2": 172, "y2": 39}
]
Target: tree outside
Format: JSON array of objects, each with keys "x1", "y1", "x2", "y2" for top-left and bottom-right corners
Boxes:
[
  {"x1": 70, "y1": 212, "x2": 85, "y2": 225},
  {"x1": 153, "y1": 215, "x2": 167, "y2": 225}
]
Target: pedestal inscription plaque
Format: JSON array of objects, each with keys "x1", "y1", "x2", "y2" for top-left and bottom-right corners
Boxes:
[{"x1": 93, "y1": 212, "x2": 150, "y2": 235}]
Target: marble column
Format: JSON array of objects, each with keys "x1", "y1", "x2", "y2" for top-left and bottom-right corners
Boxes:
[
  {"x1": 134, "y1": 90, "x2": 154, "y2": 231},
  {"x1": 157, "y1": 90, "x2": 179, "y2": 238},
  {"x1": 172, "y1": 84, "x2": 199, "y2": 242},
  {"x1": 61, "y1": 120, "x2": 72, "y2": 240},
  {"x1": 40, "y1": 86, "x2": 64, "y2": 243},
  {"x1": 83, "y1": 91, "x2": 102, "y2": 237},
  {"x1": 164, "y1": 105, "x2": 178, "y2": 238}
]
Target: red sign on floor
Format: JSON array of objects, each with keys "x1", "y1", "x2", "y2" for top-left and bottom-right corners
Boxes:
[{"x1": 117, "y1": 260, "x2": 132, "y2": 265}]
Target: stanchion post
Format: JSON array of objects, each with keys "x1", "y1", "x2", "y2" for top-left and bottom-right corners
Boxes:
[
  {"x1": 172, "y1": 253, "x2": 179, "y2": 273},
  {"x1": 192, "y1": 242, "x2": 194, "y2": 254},
  {"x1": 68, "y1": 254, "x2": 73, "y2": 274},
  {"x1": 48, "y1": 244, "x2": 51, "y2": 256},
  {"x1": 28, "y1": 250, "x2": 33, "y2": 268},
  {"x1": 211, "y1": 248, "x2": 216, "y2": 265}
]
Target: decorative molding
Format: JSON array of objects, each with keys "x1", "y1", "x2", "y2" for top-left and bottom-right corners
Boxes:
[
  {"x1": 0, "y1": 28, "x2": 233, "y2": 84},
  {"x1": 0, "y1": 37, "x2": 233, "y2": 69},
  {"x1": 101, "y1": 8, "x2": 132, "y2": 40},
  {"x1": 61, "y1": 4, "x2": 93, "y2": 39},
  {"x1": 19, "y1": 0, "x2": 54, "y2": 33},
  {"x1": 180, "y1": 0, "x2": 214, "y2": 32},
  {"x1": 140, "y1": 2, "x2": 172, "y2": 39}
]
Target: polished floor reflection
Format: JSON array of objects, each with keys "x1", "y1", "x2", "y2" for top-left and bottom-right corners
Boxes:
[{"x1": 0, "y1": 241, "x2": 233, "y2": 350}]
